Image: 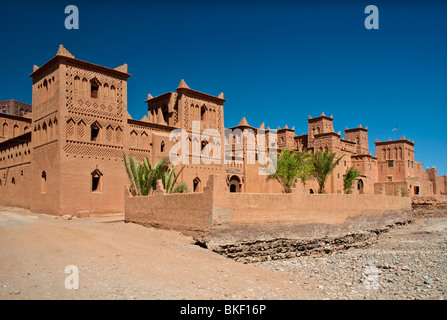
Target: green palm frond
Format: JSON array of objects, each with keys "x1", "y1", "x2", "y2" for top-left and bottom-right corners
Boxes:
[{"x1": 310, "y1": 150, "x2": 344, "y2": 193}]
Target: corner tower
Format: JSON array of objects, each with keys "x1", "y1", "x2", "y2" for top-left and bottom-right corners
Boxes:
[{"x1": 29, "y1": 45, "x2": 131, "y2": 216}]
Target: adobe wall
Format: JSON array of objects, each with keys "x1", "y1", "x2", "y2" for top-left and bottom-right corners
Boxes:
[
  {"x1": 59, "y1": 155, "x2": 127, "y2": 216},
  {"x1": 124, "y1": 182, "x2": 215, "y2": 238},
  {"x1": 0, "y1": 137, "x2": 32, "y2": 210},
  {"x1": 29, "y1": 141, "x2": 61, "y2": 215},
  {"x1": 0, "y1": 163, "x2": 32, "y2": 209},
  {"x1": 209, "y1": 180, "x2": 411, "y2": 247},
  {"x1": 125, "y1": 175, "x2": 412, "y2": 253}
]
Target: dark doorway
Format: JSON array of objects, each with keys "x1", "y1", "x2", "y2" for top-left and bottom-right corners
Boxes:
[
  {"x1": 228, "y1": 175, "x2": 241, "y2": 193},
  {"x1": 357, "y1": 179, "x2": 364, "y2": 194},
  {"x1": 193, "y1": 177, "x2": 201, "y2": 193},
  {"x1": 414, "y1": 186, "x2": 420, "y2": 195}
]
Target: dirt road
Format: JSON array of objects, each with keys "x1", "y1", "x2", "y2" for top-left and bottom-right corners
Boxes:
[
  {"x1": 0, "y1": 207, "x2": 312, "y2": 300},
  {"x1": 1, "y1": 206, "x2": 446, "y2": 300}
]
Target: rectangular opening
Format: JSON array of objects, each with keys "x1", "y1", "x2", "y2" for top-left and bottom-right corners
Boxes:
[
  {"x1": 92, "y1": 176, "x2": 101, "y2": 192},
  {"x1": 91, "y1": 84, "x2": 99, "y2": 98},
  {"x1": 387, "y1": 160, "x2": 394, "y2": 168},
  {"x1": 91, "y1": 127, "x2": 99, "y2": 142}
]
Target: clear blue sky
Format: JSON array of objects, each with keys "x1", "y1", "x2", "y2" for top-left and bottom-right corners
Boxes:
[{"x1": 1, "y1": 0, "x2": 446, "y2": 174}]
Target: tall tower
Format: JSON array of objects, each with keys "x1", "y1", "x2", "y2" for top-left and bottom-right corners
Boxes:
[
  {"x1": 307, "y1": 113, "x2": 334, "y2": 142},
  {"x1": 29, "y1": 45, "x2": 131, "y2": 216},
  {"x1": 344, "y1": 125, "x2": 369, "y2": 155}
]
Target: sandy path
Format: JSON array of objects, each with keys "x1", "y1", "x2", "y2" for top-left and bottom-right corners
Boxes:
[{"x1": 0, "y1": 207, "x2": 312, "y2": 300}]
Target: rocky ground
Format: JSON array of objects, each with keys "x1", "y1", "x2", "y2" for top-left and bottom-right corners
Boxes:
[{"x1": 256, "y1": 216, "x2": 447, "y2": 300}]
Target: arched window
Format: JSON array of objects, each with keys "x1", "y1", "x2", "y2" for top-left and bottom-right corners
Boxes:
[
  {"x1": 103, "y1": 83, "x2": 109, "y2": 100},
  {"x1": 48, "y1": 119, "x2": 53, "y2": 141},
  {"x1": 91, "y1": 169, "x2": 103, "y2": 192},
  {"x1": 42, "y1": 122, "x2": 48, "y2": 142},
  {"x1": 13, "y1": 124, "x2": 19, "y2": 138},
  {"x1": 195, "y1": 105, "x2": 199, "y2": 119},
  {"x1": 90, "y1": 78, "x2": 100, "y2": 99},
  {"x1": 43, "y1": 79, "x2": 48, "y2": 97},
  {"x1": 115, "y1": 127, "x2": 123, "y2": 144},
  {"x1": 110, "y1": 85, "x2": 116, "y2": 102},
  {"x1": 141, "y1": 131, "x2": 148, "y2": 149},
  {"x1": 2, "y1": 123, "x2": 8, "y2": 137},
  {"x1": 74, "y1": 76, "x2": 80, "y2": 95},
  {"x1": 106, "y1": 125, "x2": 114, "y2": 143},
  {"x1": 161, "y1": 140, "x2": 165, "y2": 152},
  {"x1": 66, "y1": 119, "x2": 75, "y2": 139},
  {"x1": 77, "y1": 120, "x2": 86, "y2": 140},
  {"x1": 228, "y1": 175, "x2": 241, "y2": 193},
  {"x1": 48, "y1": 78, "x2": 53, "y2": 97},
  {"x1": 90, "y1": 121, "x2": 101, "y2": 142},
  {"x1": 82, "y1": 78, "x2": 88, "y2": 97},
  {"x1": 201, "y1": 106, "x2": 206, "y2": 121},
  {"x1": 41, "y1": 171, "x2": 47, "y2": 193},
  {"x1": 130, "y1": 130, "x2": 137, "y2": 148},
  {"x1": 357, "y1": 179, "x2": 364, "y2": 194}
]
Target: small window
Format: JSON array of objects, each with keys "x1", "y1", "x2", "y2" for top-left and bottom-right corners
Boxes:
[
  {"x1": 387, "y1": 160, "x2": 394, "y2": 168},
  {"x1": 193, "y1": 177, "x2": 201, "y2": 193},
  {"x1": 91, "y1": 169, "x2": 103, "y2": 192},
  {"x1": 161, "y1": 141, "x2": 165, "y2": 152},
  {"x1": 201, "y1": 106, "x2": 206, "y2": 121},
  {"x1": 387, "y1": 176, "x2": 393, "y2": 182},
  {"x1": 11, "y1": 177, "x2": 15, "y2": 184},
  {"x1": 41, "y1": 171, "x2": 47, "y2": 193},
  {"x1": 91, "y1": 123, "x2": 101, "y2": 142},
  {"x1": 90, "y1": 78, "x2": 100, "y2": 99}
]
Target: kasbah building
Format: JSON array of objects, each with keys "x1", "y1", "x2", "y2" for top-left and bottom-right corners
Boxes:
[{"x1": 0, "y1": 45, "x2": 446, "y2": 217}]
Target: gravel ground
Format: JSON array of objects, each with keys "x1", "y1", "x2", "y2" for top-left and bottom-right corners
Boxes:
[{"x1": 256, "y1": 217, "x2": 447, "y2": 300}]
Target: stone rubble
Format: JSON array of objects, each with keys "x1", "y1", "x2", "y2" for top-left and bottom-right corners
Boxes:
[{"x1": 256, "y1": 217, "x2": 447, "y2": 300}]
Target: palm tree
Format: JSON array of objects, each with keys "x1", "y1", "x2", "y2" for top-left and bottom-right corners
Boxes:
[
  {"x1": 161, "y1": 164, "x2": 186, "y2": 194},
  {"x1": 123, "y1": 154, "x2": 169, "y2": 195},
  {"x1": 310, "y1": 150, "x2": 344, "y2": 194},
  {"x1": 343, "y1": 166, "x2": 361, "y2": 194},
  {"x1": 266, "y1": 149, "x2": 313, "y2": 193}
]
